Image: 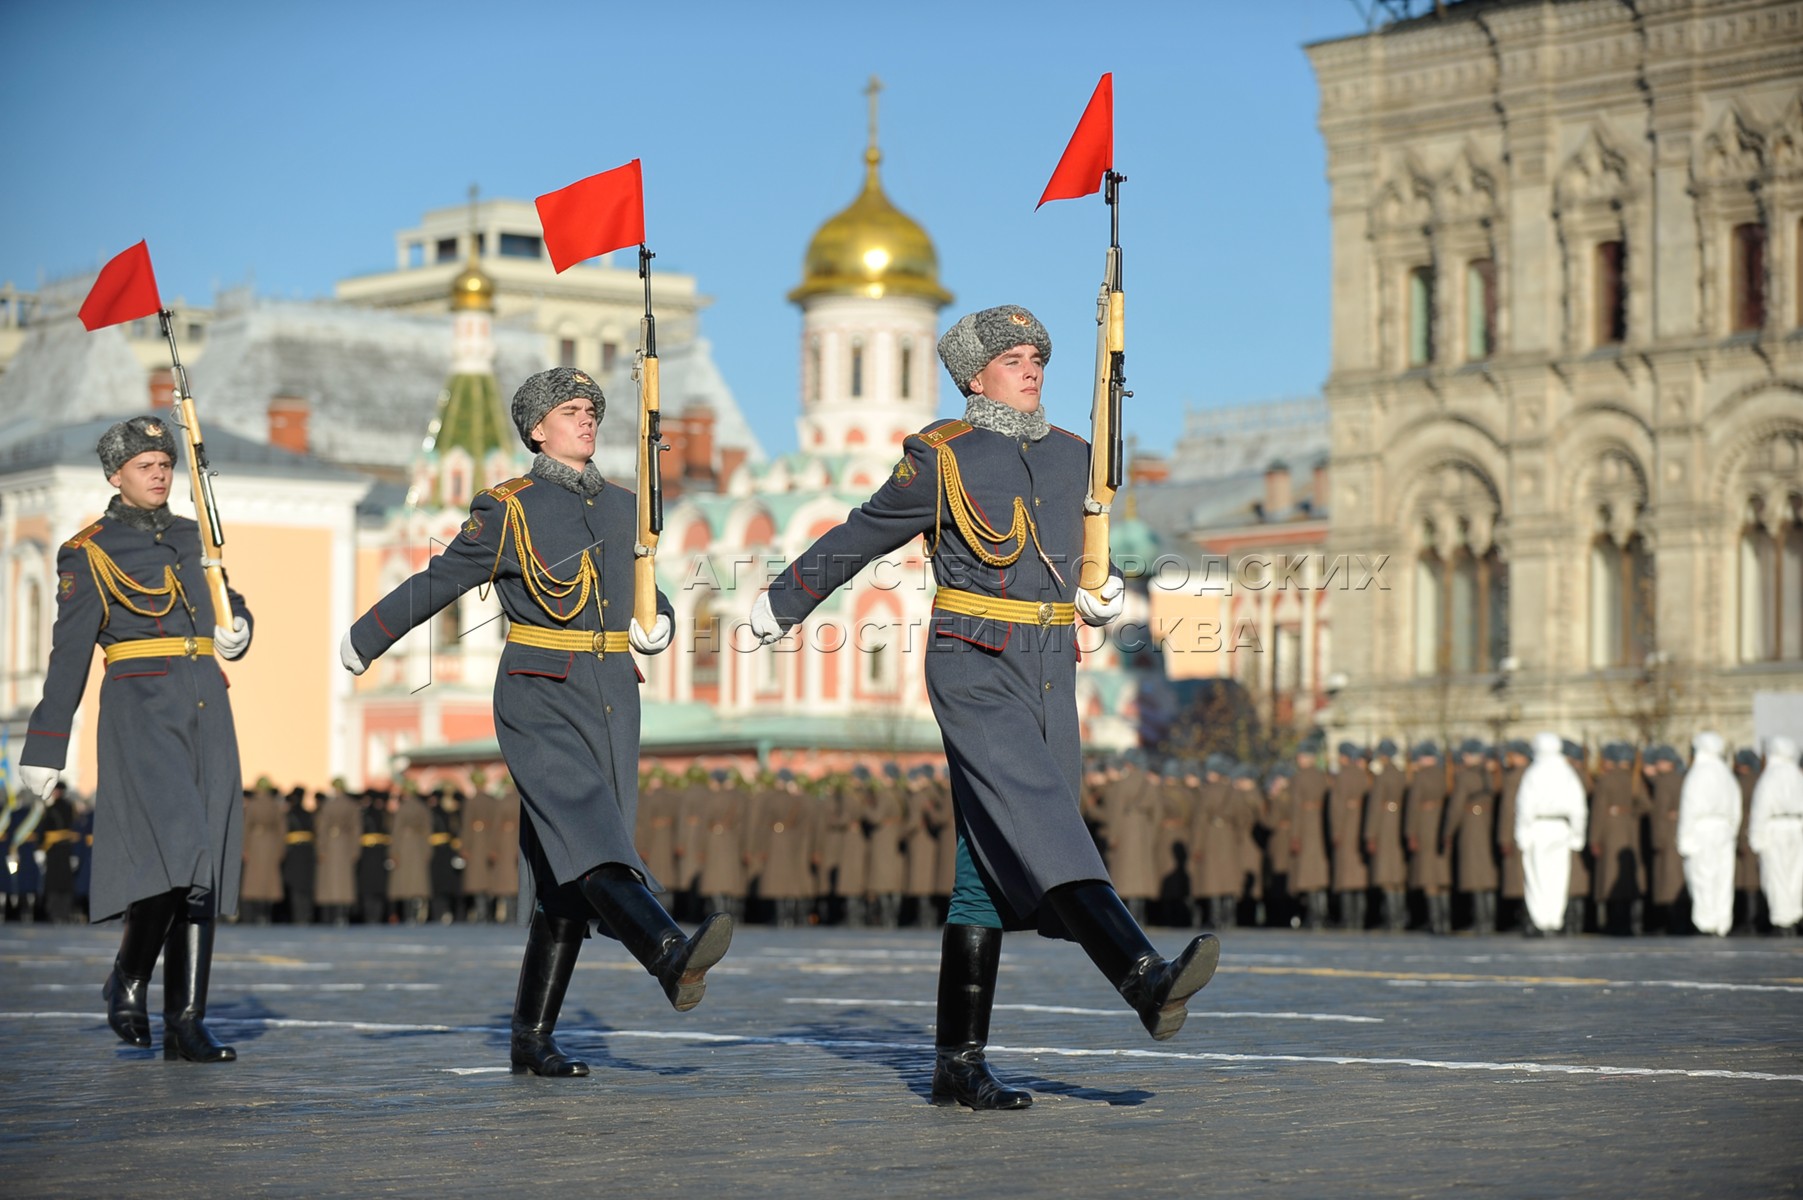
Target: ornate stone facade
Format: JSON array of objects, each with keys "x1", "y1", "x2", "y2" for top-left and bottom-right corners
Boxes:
[{"x1": 1307, "y1": 0, "x2": 1803, "y2": 748}]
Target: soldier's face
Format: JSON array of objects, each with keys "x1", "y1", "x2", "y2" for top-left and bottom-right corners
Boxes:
[
  {"x1": 531, "y1": 398, "x2": 599, "y2": 468},
  {"x1": 968, "y1": 344, "x2": 1044, "y2": 413},
  {"x1": 109, "y1": 451, "x2": 173, "y2": 510}
]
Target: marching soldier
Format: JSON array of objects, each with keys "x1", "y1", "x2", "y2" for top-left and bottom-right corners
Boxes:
[
  {"x1": 1404, "y1": 742, "x2": 1452, "y2": 934},
  {"x1": 1328, "y1": 743, "x2": 1370, "y2": 932},
  {"x1": 1590, "y1": 744, "x2": 1647, "y2": 935},
  {"x1": 1290, "y1": 743, "x2": 1331, "y2": 931},
  {"x1": 751, "y1": 305, "x2": 1217, "y2": 1110},
  {"x1": 314, "y1": 783, "x2": 361, "y2": 927},
  {"x1": 1363, "y1": 740, "x2": 1408, "y2": 932},
  {"x1": 339, "y1": 367, "x2": 730, "y2": 1077},
  {"x1": 16, "y1": 415, "x2": 252, "y2": 1061}
]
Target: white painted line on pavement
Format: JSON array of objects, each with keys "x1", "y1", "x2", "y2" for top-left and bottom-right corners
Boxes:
[
  {"x1": 7, "y1": 1011, "x2": 1798, "y2": 1083},
  {"x1": 1386, "y1": 978, "x2": 1803, "y2": 994},
  {"x1": 782, "y1": 997, "x2": 1383, "y2": 1022}
]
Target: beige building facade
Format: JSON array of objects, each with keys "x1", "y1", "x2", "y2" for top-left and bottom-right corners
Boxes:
[{"x1": 1307, "y1": 0, "x2": 1803, "y2": 749}]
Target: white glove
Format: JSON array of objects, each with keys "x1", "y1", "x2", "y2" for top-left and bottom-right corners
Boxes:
[
  {"x1": 1075, "y1": 575, "x2": 1125, "y2": 626},
  {"x1": 339, "y1": 630, "x2": 368, "y2": 676},
  {"x1": 749, "y1": 592, "x2": 784, "y2": 646},
  {"x1": 18, "y1": 765, "x2": 59, "y2": 802},
  {"x1": 213, "y1": 616, "x2": 250, "y2": 661},
  {"x1": 629, "y1": 613, "x2": 673, "y2": 654}
]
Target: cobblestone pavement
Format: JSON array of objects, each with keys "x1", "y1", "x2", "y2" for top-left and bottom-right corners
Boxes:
[{"x1": 2, "y1": 922, "x2": 1799, "y2": 1197}]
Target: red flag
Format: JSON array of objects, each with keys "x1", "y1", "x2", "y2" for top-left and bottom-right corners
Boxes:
[
  {"x1": 535, "y1": 160, "x2": 647, "y2": 273},
  {"x1": 1037, "y1": 74, "x2": 1114, "y2": 208},
  {"x1": 79, "y1": 240, "x2": 163, "y2": 331}
]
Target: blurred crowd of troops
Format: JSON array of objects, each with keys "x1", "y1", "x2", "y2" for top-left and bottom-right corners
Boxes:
[{"x1": 5, "y1": 737, "x2": 1790, "y2": 936}]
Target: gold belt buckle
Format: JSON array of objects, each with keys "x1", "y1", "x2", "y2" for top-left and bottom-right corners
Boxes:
[
  {"x1": 183, "y1": 636, "x2": 199, "y2": 657},
  {"x1": 591, "y1": 631, "x2": 607, "y2": 657},
  {"x1": 1036, "y1": 602, "x2": 1054, "y2": 626}
]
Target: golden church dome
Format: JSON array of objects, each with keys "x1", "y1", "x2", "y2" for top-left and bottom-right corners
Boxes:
[
  {"x1": 450, "y1": 259, "x2": 495, "y2": 312},
  {"x1": 789, "y1": 126, "x2": 951, "y2": 307}
]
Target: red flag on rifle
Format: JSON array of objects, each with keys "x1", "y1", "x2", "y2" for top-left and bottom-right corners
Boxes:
[
  {"x1": 1037, "y1": 74, "x2": 1114, "y2": 208},
  {"x1": 79, "y1": 240, "x2": 163, "y2": 331},
  {"x1": 535, "y1": 159, "x2": 647, "y2": 273}
]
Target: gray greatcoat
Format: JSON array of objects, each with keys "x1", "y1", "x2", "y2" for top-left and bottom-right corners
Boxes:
[
  {"x1": 348, "y1": 463, "x2": 672, "y2": 911},
  {"x1": 767, "y1": 419, "x2": 1114, "y2": 931},
  {"x1": 22, "y1": 509, "x2": 250, "y2": 923}
]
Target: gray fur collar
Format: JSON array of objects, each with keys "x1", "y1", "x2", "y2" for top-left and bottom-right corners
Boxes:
[
  {"x1": 532, "y1": 453, "x2": 606, "y2": 497},
  {"x1": 962, "y1": 394, "x2": 1049, "y2": 442},
  {"x1": 106, "y1": 496, "x2": 176, "y2": 533}
]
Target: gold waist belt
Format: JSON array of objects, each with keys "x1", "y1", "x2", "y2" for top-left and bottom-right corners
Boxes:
[
  {"x1": 429, "y1": 833, "x2": 452, "y2": 846},
  {"x1": 933, "y1": 589, "x2": 1076, "y2": 628},
  {"x1": 361, "y1": 833, "x2": 391, "y2": 847},
  {"x1": 285, "y1": 831, "x2": 315, "y2": 844},
  {"x1": 506, "y1": 625, "x2": 632, "y2": 655},
  {"x1": 104, "y1": 636, "x2": 215, "y2": 664}
]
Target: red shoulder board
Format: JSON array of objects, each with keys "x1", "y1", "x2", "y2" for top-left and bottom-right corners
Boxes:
[
  {"x1": 483, "y1": 477, "x2": 533, "y2": 501},
  {"x1": 916, "y1": 420, "x2": 973, "y2": 450},
  {"x1": 63, "y1": 521, "x2": 105, "y2": 549}
]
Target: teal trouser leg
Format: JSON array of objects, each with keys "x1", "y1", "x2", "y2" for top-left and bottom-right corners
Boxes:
[{"x1": 945, "y1": 834, "x2": 1004, "y2": 930}]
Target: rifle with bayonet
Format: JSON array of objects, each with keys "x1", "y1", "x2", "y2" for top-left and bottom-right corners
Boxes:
[
  {"x1": 159, "y1": 311, "x2": 233, "y2": 624},
  {"x1": 632, "y1": 245, "x2": 665, "y2": 632},
  {"x1": 1080, "y1": 170, "x2": 1129, "y2": 600}
]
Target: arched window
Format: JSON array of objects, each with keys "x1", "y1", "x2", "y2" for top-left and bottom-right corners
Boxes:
[
  {"x1": 1740, "y1": 497, "x2": 1803, "y2": 662},
  {"x1": 1415, "y1": 548, "x2": 1443, "y2": 677},
  {"x1": 1590, "y1": 533, "x2": 1655, "y2": 668},
  {"x1": 1413, "y1": 480, "x2": 1507, "y2": 678}
]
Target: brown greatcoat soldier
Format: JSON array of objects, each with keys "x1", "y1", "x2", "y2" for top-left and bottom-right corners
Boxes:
[
  {"x1": 1647, "y1": 746, "x2": 1687, "y2": 931},
  {"x1": 1405, "y1": 742, "x2": 1453, "y2": 934},
  {"x1": 866, "y1": 765, "x2": 909, "y2": 928},
  {"x1": 314, "y1": 782, "x2": 361, "y2": 925},
  {"x1": 1103, "y1": 756, "x2": 1161, "y2": 923},
  {"x1": 460, "y1": 772, "x2": 497, "y2": 923},
  {"x1": 240, "y1": 781, "x2": 287, "y2": 924},
  {"x1": 1289, "y1": 745, "x2": 1332, "y2": 929},
  {"x1": 1192, "y1": 764, "x2": 1247, "y2": 928},
  {"x1": 1328, "y1": 744, "x2": 1371, "y2": 931},
  {"x1": 387, "y1": 786, "x2": 434, "y2": 924},
  {"x1": 1494, "y1": 741, "x2": 1530, "y2": 931},
  {"x1": 753, "y1": 770, "x2": 818, "y2": 928},
  {"x1": 1590, "y1": 743, "x2": 1647, "y2": 934},
  {"x1": 697, "y1": 771, "x2": 748, "y2": 923},
  {"x1": 1363, "y1": 740, "x2": 1409, "y2": 931},
  {"x1": 1445, "y1": 740, "x2": 1501, "y2": 933},
  {"x1": 904, "y1": 766, "x2": 944, "y2": 926}
]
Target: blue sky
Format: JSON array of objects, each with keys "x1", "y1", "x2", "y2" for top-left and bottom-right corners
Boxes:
[{"x1": 2, "y1": 0, "x2": 1370, "y2": 456}]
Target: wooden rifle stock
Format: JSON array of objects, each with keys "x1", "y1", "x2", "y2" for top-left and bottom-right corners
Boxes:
[
  {"x1": 161, "y1": 312, "x2": 232, "y2": 625},
  {"x1": 632, "y1": 247, "x2": 664, "y2": 633},
  {"x1": 1081, "y1": 172, "x2": 1127, "y2": 599}
]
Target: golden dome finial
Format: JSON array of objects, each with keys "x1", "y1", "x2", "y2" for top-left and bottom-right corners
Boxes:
[
  {"x1": 451, "y1": 181, "x2": 495, "y2": 312},
  {"x1": 789, "y1": 79, "x2": 951, "y2": 308}
]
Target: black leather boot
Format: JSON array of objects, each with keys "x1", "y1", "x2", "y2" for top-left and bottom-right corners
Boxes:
[
  {"x1": 510, "y1": 909, "x2": 590, "y2": 1077},
  {"x1": 103, "y1": 890, "x2": 181, "y2": 1048},
  {"x1": 930, "y1": 924, "x2": 1032, "y2": 1110},
  {"x1": 1046, "y1": 882, "x2": 1220, "y2": 1041},
  {"x1": 163, "y1": 914, "x2": 236, "y2": 1062},
  {"x1": 1349, "y1": 890, "x2": 1367, "y2": 932},
  {"x1": 578, "y1": 864, "x2": 732, "y2": 1011}
]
